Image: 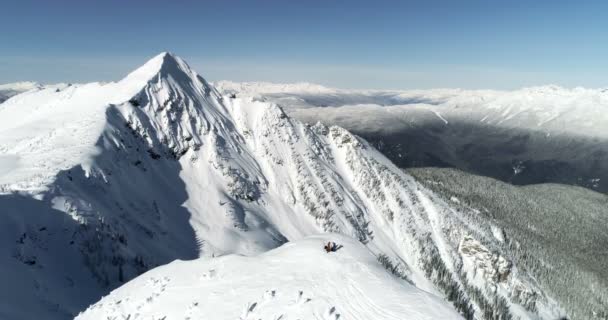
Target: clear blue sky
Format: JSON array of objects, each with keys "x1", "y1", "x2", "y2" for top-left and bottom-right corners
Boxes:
[{"x1": 1, "y1": 0, "x2": 607, "y2": 89}]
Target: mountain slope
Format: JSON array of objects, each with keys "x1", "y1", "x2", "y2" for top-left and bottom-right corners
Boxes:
[
  {"x1": 0, "y1": 53, "x2": 572, "y2": 319},
  {"x1": 76, "y1": 234, "x2": 462, "y2": 320},
  {"x1": 215, "y1": 81, "x2": 608, "y2": 193},
  {"x1": 0, "y1": 82, "x2": 40, "y2": 103},
  {"x1": 408, "y1": 167, "x2": 608, "y2": 319}
]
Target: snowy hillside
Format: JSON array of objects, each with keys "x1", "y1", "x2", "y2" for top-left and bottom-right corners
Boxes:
[
  {"x1": 408, "y1": 167, "x2": 608, "y2": 320},
  {"x1": 0, "y1": 82, "x2": 41, "y2": 103},
  {"x1": 0, "y1": 53, "x2": 578, "y2": 319},
  {"x1": 77, "y1": 234, "x2": 462, "y2": 320},
  {"x1": 216, "y1": 81, "x2": 608, "y2": 193}
]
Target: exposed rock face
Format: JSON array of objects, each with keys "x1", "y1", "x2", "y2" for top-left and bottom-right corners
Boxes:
[{"x1": 459, "y1": 235, "x2": 511, "y2": 284}]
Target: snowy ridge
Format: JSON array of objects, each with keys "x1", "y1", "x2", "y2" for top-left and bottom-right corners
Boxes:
[
  {"x1": 0, "y1": 82, "x2": 39, "y2": 103},
  {"x1": 0, "y1": 81, "x2": 40, "y2": 91},
  {"x1": 0, "y1": 82, "x2": 71, "y2": 104},
  {"x1": 77, "y1": 234, "x2": 461, "y2": 320},
  {"x1": 217, "y1": 80, "x2": 608, "y2": 194},
  {"x1": 0, "y1": 53, "x2": 567, "y2": 319}
]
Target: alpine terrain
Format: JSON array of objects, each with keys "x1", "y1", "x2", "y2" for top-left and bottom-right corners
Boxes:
[
  {"x1": 215, "y1": 82, "x2": 608, "y2": 193},
  {"x1": 1, "y1": 53, "x2": 604, "y2": 320},
  {"x1": 0, "y1": 82, "x2": 43, "y2": 104}
]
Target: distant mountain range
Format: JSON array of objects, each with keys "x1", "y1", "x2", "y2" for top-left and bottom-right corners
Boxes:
[{"x1": 216, "y1": 81, "x2": 608, "y2": 193}]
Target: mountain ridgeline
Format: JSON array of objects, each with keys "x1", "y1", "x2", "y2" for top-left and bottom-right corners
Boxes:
[
  {"x1": 0, "y1": 53, "x2": 602, "y2": 319},
  {"x1": 215, "y1": 81, "x2": 608, "y2": 194}
]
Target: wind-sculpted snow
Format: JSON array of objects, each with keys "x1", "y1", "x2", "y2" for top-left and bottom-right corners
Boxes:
[{"x1": 0, "y1": 53, "x2": 570, "y2": 319}]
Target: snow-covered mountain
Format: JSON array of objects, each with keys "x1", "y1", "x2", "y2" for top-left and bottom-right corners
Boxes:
[
  {"x1": 0, "y1": 53, "x2": 589, "y2": 319},
  {"x1": 216, "y1": 81, "x2": 608, "y2": 193},
  {"x1": 76, "y1": 234, "x2": 462, "y2": 320},
  {"x1": 214, "y1": 81, "x2": 608, "y2": 138}
]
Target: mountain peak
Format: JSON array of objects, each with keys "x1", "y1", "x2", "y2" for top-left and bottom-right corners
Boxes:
[
  {"x1": 156, "y1": 51, "x2": 174, "y2": 59},
  {"x1": 153, "y1": 51, "x2": 182, "y2": 70},
  {"x1": 119, "y1": 52, "x2": 199, "y2": 88}
]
